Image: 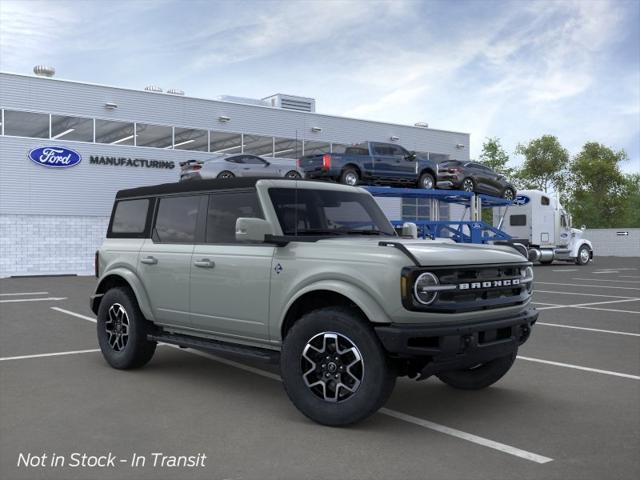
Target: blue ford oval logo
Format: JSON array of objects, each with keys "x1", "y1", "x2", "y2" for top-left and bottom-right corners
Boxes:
[
  {"x1": 514, "y1": 195, "x2": 530, "y2": 205},
  {"x1": 28, "y1": 146, "x2": 82, "y2": 168}
]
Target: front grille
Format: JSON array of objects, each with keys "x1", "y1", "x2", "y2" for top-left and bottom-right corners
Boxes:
[{"x1": 403, "y1": 263, "x2": 531, "y2": 313}]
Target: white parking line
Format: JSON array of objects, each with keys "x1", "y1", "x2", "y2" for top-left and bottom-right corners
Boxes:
[
  {"x1": 517, "y1": 356, "x2": 640, "y2": 380},
  {"x1": 592, "y1": 270, "x2": 619, "y2": 274},
  {"x1": 535, "y1": 290, "x2": 638, "y2": 299},
  {"x1": 551, "y1": 269, "x2": 578, "y2": 272},
  {"x1": 0, "y1": 291, "x2": 49, "y2": 296},
  {"x1": 175, "y1": 346, "x2": 553, "y2": 464},
  {"x1": 536, "y1": 282, "x2": 640, "y2": 291},
  {"x1": 0, "y1": 349, "x2": 100, "y2": 362},
  {"x1": 0, "y1": 297, "x2": 67, "y2": 303},
  {"x1": 535, "y1": 298, "x2": 640, "y2": 311},
  {"x1": 537, "y1": 322, "x2": 640, "y2": 337},
  {"x1": 574, "y1": 306, "x2": 640, "y2": 315},
  {"x1": 619, "y1": 275, "x2": 640, "y2": 279},
  {"x1": 379, "y1": 408, "x2": 553, "y2": 464},
  {"x1": 51, "y1": 307, "x2": 96, "y2": 323},
  {"x1": 572, "y1": 278, "x2": 640, "y2": 284}
]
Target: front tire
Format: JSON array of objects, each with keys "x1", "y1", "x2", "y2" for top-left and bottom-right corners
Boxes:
[
  {"x1": 97, "y1": 287, "x2": 156, "y2": 370},
  {"x1": 576, "y1": 245, "x2": 591, "y2": 265},
  {"x1": 217, "y1": 170, "x2": 235, "y2": 179},
  {"x1": 502, "y1": 187, "x2": 515, "y2": 200},
  {"x1": 285, "y1": 170, "x2": 302, "y2": 179},
  {"x1": 280, "y1": 307, "x2": 396, "y2": 426},
  {"x1": 436, "y1": 350, "x2": 516, "y2": 390}
]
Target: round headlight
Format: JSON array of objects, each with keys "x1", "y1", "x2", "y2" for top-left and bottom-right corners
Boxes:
[{"x1": 414, "y1": 272, "x2": 440, "y2": 305}]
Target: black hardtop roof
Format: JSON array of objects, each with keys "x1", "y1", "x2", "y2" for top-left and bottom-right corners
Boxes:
[{"x1": 115, "y1": 177, "x2": 296, "y2": 199}]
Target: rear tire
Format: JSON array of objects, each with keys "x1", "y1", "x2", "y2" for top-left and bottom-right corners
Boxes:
[
  {"x1": 217, "y1": 171, "x2": 235, "y2": 179},
  {"x1": 340, "y1": 168, "x2": 359, "y2": 186},
  {"x1": 436, "y1": 350, "x2": 516, "y2": 390},
  {"x1": 97, "y1": 287, "x2": 156, "y2": 370},
  {"x1": 280, "y1": 307, "x2": 396, "y2": 426},
  {"x1": 418, "y1": 172, "x2": 435, "y2": 190},
  {"x1": 285, "y1": 170, "x2": 302, "y2": 179},
  {"x1": 461, "y1": 177, "x2": 475, "y2": 192}
]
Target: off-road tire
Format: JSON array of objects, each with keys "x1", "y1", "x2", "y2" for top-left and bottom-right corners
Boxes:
[
  {"x1": 97, "y1": 287, "x2": 156, "y2": 370},
  {"x1": 436, "y1": 350, "x2": 516, "y2": 390},
  {"x1": 281, "y1": 307, "x2": 396, "y2": 426},
  {"x1": 339, "y1": 168, "x2": 359, "y2": 186}
]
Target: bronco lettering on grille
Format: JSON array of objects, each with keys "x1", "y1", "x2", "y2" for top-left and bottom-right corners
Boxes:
[{"x1": 458, "y1": 278, "x2": 520, "y2": 290}]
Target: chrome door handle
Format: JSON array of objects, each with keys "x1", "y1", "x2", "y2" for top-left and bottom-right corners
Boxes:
[
  {"x1": 140, "y1": 256, "x2": 158, "y2": 265},
  {"x1": 194, "y1": 259, "x2": 215, "y2": 268}
]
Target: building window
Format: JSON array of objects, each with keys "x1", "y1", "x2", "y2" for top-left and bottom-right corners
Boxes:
[
  {"x1": 331, "y1": 144, "x2": 349, "y2": 154},
  {"x1": 135, "y1": 123, "x2": 173, "y2": 148},
  {"x1": 243, "y1": 134, "x2": 274, "y2": 156},
  {"x1": 402, "y1": 198, "x2": 430, "y2": 221},
  {"x1": 3, "y1": 110, "x2": 49, "y2": 138},
  {"x1": 51, "y1": 114, "x2": 93, "y2": 142},
  {"x1": 95, "y1": 119, "x2": 135, "y2": 145},
  {"x1": 273, "y1": 137, "x2": 302, "y2": 158},
  {"x1": 210, "y1": 131, "x2": 242, "y2": 154},
  {"x1": 303, "y1": 140, "x2": 330, "y2": 156},
  {"x1": 174, "y1": 127, "x2": 208, "y2": 151}
]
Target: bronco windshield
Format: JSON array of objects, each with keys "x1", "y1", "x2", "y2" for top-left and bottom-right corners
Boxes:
[{"x1": 268, "y1": 188, "x2": 396, "y2": 237}]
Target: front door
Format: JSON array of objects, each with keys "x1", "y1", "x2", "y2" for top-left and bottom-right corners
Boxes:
[
  {"x1": 138, "y1": 194, "x2": 205, "y2": 328},
  {"x1": 189, "y1": 190, "x2": 273, "y2": 341}
]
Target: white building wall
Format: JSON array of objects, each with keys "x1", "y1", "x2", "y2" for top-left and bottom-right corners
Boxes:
[{"x1": 585, "y1": 228, "x2": 640, "y2": 257}]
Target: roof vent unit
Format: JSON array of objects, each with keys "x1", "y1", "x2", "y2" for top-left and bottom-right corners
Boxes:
[
  {"x1": 262, "y1": 94, "x2": 316, "y2": 113},
  {"x1": 144, "y1": 85, "x2": 163, "y2": 93},
  {"x1": 167, "y1": 88, "x2": 185, "y2": 96},
  {"x1": 414, "y1": 122, "x2": 429, "y2": 128},
  {"x1": 215, "y1": 95, "x2": 270, "y2": 107},
  {"x1": 33, "y1": 65, "x2": 55, "y2": 77}
]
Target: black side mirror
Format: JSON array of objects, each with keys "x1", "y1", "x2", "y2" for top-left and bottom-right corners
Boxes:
[{"x1": 406, "y1": 151, "x2": 417, "y2": 161}]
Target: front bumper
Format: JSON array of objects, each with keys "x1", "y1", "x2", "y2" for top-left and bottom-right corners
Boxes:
[{"x1": 374, "y1": 307, "x2": 537, "y2": 376}]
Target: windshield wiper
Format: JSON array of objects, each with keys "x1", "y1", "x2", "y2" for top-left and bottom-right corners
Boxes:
[
  {"x1": 342, "y1": 229, "x2": 394, "y2": 236},
  {"x1": 292, "y1": 229, "x2": 348, "y2": 236}
]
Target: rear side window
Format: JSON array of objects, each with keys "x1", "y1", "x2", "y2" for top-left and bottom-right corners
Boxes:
[
  {"x1": 510, "y1": 215, "x2": 527, "y2": 226},
  {"x1": 154, "y1": 196, "x2": 201, "y2": 243},
  {"x1": 111, "y1": 199, "x2": 150, "y2": 235},
  {"x1": 206, "y1": 190, "x2": 263, "y2": 244},
  {"x1": 541, "y1": 196, "x2": 550, "y2": 206}
]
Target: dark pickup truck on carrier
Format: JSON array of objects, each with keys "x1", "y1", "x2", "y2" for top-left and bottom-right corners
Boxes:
[{"x1": 299, "y1": 141, "x2": 439, "y2": 189}]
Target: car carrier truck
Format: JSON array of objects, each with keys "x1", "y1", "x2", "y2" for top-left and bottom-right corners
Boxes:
[{"x1": 493, "y1": 190, "x2": 594, "y2": 265}]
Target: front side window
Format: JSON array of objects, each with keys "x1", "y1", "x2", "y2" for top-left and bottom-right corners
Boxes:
[
  {"x1": 242, "y1": 155, "x2": 266, "y2": 165},
  {"x1": 541, "y1": 196, "x2": 550, "y2": 206},
  {"x1": 269, "y1": 188, "x2": 395, "y2": 237},
  {"x1": 206, "y1": 191, "x2": 263, "y2": 244},
  {"x1": 111, "y1": 199, "x2": 150, "y2": 234},
  {"x1": 154, "y1": 196, "x2": 201, "y2": 243}
]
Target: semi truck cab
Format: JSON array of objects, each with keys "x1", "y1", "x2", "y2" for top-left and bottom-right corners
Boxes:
[{"x1": 494, "y1": 190, "x2": 593, "y2": 265}]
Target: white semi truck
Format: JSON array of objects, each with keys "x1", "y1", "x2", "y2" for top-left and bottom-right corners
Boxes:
[{"x1": 493, "y1": 190, "x2": 593, "y2": 265}]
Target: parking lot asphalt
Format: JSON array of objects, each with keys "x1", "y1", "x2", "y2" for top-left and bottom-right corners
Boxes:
[{"x1": 1, "y1": 257, "x2": 639, "y2": 480}]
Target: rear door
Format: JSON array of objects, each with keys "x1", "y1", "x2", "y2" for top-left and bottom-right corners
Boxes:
[
  {"x1": 138, "y1": 194, "x2": 205, "y2": 327},
  {"x1": 189, "y1": 189, "x2": 274, "y2": 341}
]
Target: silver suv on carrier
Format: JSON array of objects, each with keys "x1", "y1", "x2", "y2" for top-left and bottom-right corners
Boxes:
[{"x1": 91, "y1": 178, "x2": 537, "y2": 426}]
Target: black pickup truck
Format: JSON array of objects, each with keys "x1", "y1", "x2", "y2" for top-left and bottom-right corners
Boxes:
[{"x1": 298, "y1": 141, "x2": 439, "y2": 189}]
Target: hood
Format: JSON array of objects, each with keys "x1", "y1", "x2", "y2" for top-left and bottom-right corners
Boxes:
[{"x1": 315, "y1": 237, "x2": 527, "y2": 266}]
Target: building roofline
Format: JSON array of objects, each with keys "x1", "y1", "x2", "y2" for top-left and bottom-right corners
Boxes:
[{"x1": 0, "y1": 71, "x2": 471, "y2": 137}]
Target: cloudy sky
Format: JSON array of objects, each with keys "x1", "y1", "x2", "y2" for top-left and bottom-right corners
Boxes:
[{"x1": 1, "y1": 0, "x2": 638, "y2": 172}]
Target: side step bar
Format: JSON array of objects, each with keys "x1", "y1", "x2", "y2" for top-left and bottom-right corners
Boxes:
[{"x1": 148, "y1": 332, "x2": 280, "y2": 363}]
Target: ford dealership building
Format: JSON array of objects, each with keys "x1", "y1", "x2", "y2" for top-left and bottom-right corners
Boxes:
[{"x1": 0, "y1": 70, "x2": 470, "y2": 277}]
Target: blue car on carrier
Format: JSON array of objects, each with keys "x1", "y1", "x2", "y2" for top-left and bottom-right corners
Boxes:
[{"x1": 298, "y1": 141, "x2": 439, "y2": 189}]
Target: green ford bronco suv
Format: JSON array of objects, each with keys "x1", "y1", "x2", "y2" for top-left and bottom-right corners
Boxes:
[{"x1": 91, "y1": 178, "x2": 537, "y2": 426}]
